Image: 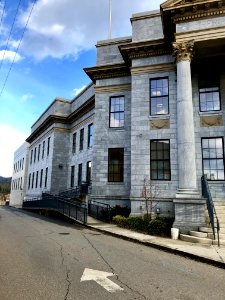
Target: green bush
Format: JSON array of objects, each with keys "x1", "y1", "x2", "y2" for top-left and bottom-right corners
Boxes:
[{"x1": 113, "y1": 215, "x2": 174, "y2": 237}]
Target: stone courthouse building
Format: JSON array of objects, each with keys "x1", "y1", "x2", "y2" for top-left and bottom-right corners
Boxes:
[{"x1": 10, "y1": 0, "x2": 225, "y2": 235}]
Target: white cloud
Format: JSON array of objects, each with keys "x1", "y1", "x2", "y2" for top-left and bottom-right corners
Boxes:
[
  {"x1": 0, "y1": 50, "x2": 23, "y2": 62},
  {"x1": 0, "y1": 124, "x2": 27, "y2": 177},
  {"x1": 21, "y1": 93, "x2": 34, "y2": 103},
  {"x1": 72, "y1": 85, "x2": 86, "y2": 97},
  {"x1": 16, "y1": 0, "x2": 163, "y2": 60}
]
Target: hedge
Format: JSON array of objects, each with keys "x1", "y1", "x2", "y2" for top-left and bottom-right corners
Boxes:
[{"x1": 113, "y1": 215, "x2": 174, "y2": 237}]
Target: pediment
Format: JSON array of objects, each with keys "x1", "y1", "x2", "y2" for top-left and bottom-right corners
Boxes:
[{"x1": 161, "y1": 0, "x2": 220, "y2": 10}]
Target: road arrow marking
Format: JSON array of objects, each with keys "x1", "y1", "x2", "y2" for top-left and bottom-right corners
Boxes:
[{"x1": 80, "y1": 268, "x2": 123, "y2": 292}]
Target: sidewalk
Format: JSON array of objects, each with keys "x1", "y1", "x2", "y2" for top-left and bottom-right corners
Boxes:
[{"x1": 87, "y1": 217, "x2": 225, "y2": 269}]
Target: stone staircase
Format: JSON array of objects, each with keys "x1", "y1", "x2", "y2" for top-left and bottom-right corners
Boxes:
[{"x1": 180, "y1": 201, "x2": 225, "y2": 246}]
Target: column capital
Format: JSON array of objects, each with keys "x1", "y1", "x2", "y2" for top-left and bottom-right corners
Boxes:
[{"x1": 172, "y1": 40, "x2": 194, "y2": 62}]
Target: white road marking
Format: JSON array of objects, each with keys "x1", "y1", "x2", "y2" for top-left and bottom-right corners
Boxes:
[{"x1": 80, "y1": 268, "x2": 123, "y2": 292}]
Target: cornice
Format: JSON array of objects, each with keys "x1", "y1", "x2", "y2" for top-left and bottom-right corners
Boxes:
[
  {"x1": 95, "y1": 84, "x2": 131, "y2": 94},
  {"x1": 174, "y1": 7, "x2": 225, "y2": 22},
  {"x1": 161, "y1": 0, "x2": 225, "y2": 42},
  {"x1": 119, "y1": 39, "x2": 172, "y2": 65},
  {"x1": 26, "y1": 115, "x2": 67, "y2": 143},
  {"x1": 84, "y1": 63, "x2": 130, "y2": 83},
  {"x1": 131, "y1": 63, "x2": 175, "y2": 75},
  {"x1": 26, "y1": 97, "x2": 95, "y2": 143}
]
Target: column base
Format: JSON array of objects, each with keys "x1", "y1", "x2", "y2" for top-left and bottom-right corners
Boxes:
[
  {"x1": 176, "y1": 189, "x2": 200, "y2": 199},
  {"x1": 173, "y1": 198, "x2": 206, "y2": 234}
]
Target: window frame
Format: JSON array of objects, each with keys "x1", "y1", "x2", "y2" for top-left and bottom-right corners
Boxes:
[
  {"x1": 78, "y1": 163, "x2": 82, "y2": 186},
  {"x1": 47, "y1": 137, "x2": 50, "y2": 156},
  {"x1": 72, "y1": 132, "x2": 77, "y2": 154},
  {"x1": 150, "y1": 139, "x2": 171, "y2": 181},
  {"x1": 109, "y1": 96, "x2": 125, "y2": 128},
  {"x1": 71, "y1": 165, "x2": 75, "y2": 188},
  {"x1": 88, "y1": 123, "x2": 93, "y2": 148},
  {"x1": 108, "y1": 148, "x2": 124, "y2": 183},
  {"x1": 199, "y1": 87, "x2": 221, "y2": 112},
  {"x1": 40, "y1": 169, "x2": 43, "y2": 188},
  {"x1": 42, "y1": 141, "x2": 45, "y2": 159},
  {"x1": 44, "y1": 167, "x2": 48, "y2": 188},
  {"x1": 150, "y1": 77, "x2": 169, "y2": 116},
  {"x1": 79, "y1": 128, "x2": 84, "y2": 151},
  {"x1": 201, "y1": 137, "x2": 225, "y2": 181},
  {"x1": 86, "y1": 161, "x2": 92, "y2": 184}
]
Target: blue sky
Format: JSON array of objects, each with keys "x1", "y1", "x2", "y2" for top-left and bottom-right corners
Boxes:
[{"x1": 0, "y1": 0, "x2": 163, "y2": 177}]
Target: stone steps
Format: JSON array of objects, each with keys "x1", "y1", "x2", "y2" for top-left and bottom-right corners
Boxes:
[
  {"x1": 212, "y1": 239, "x2": 225, "y2": 246},
  {"x1": 189, "y1": 231, "x2": 207, "y2": 238},
  {"x1": 208, "y1": 232, "x2": 225, "y2": 239},
  {"x1": 180, "y1": 234, "x2": 212, "y2": 245}
]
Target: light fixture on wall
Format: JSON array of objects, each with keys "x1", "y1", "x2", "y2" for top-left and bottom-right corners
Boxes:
[
  {"x1": 58, "y1": 164, "x2": 63, "y2": 169},
  {"x1": 156, "y1": 207, "x2": 160, "y2": 216}
]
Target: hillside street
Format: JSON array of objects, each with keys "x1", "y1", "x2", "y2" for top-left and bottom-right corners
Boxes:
[{"x1": 0, "y1": 206, "x2": 225, "y2": 300}]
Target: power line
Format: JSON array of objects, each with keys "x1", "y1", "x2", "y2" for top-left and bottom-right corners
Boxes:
[
  {"x1": 0, "y1": 0, "x2": 36, "y2": 97},
  {"x1": 0, "y1": 0, "x2": 6, "y2": 30},
  {"x1": 0, "y1": 0, "x2": 23, "y2": 73}
]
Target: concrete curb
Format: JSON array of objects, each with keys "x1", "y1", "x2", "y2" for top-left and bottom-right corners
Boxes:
[{"x1": 85, "y1": 224, "x2": 225, "y2": 270}]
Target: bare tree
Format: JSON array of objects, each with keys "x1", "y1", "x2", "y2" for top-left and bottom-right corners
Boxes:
[{"x1": 141, "y1": 177, "x2": 158, "y2": 219}]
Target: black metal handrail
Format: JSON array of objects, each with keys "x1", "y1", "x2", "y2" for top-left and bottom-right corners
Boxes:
[
  {"x1": 23, "y1": 193, "x2": 87, "y2": 225},
  {"x1": 88, "y1": 200, "x2": 111, "y2": 222},
  {"x1": 201, "y1": 175, "x2": 220, "y2": 247}
]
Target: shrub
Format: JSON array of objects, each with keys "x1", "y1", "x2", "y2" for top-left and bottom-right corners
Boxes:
[
  {"x1": 113, "y1": 215, "x2": 128, "y2": 228},
  {"x1": 110, "y1": 205, "x2": 131, "y2": 218},
  {"x1": 113, "y1": 215, "x2": 174, "y2": 237}
]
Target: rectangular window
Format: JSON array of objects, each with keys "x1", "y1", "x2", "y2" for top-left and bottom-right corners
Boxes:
[
  {"x1": 199, "y1": 87, "x2": 220, "y2": 112},
  {"x1": 86, "y1": 161, "x2": 92, "y2": 184},
  {"x1": 40, "y1": 169, "x2": 43, "y2": 188},
  {"x1": 45, "y1": 167, "x2": 48, "y2": 188},
  {"x1": 199, "y1": 74, "x2": 220, "y2": 112},
  {"x1": 71, "y1": 166, "x2": 75, "y2": 188},
  {"x1": 42, "y1": 141, "x2": 45, "y2": 159},
  {"x1": 20, "y1": 177, "x2": 22, "y2": 190},
  {"x1": 79, "y1": 128, "x2": 84, "y2": 151},
  {"x1": 88, "y1": 124, "x2": 93, "y2": 148},
  {"x1": 32, "y1": 172, "x2": 35, "y2": 189},
  {"x1": 22, "y1": 158, "x2": 24, "y2": 170},
  {"x1": 30, "y1": 150, "x2": 33, "y2": 165},
  {"x1": 150, "y1": 77, "x2": 169, "y2": 115},
  {"x1": 150, "y1": 140, "x2": 171, "y2": 180},
  {"x1": 34, "y1": 147, "x2": 37, "y2": 163},
  {"x1": 28, "y1": 173, "x2": 31, "y2": 189},
  {"x1": 78, "y1": 163, "x2": 82, "y2": 186},
  {"x1": 72, "y1": 133, "x2": 77, "y2": 154},
  {"x1": 38, "y1": 144, "x2": 41, "y2": 161},
  {"x1": 202, "y1": 138, "x2": 225, "y2": 180},
  {"x1": 35, "y1": 171, "x2": 39, "y2": 188},
  {"x1": 108, "y1": 148, "x2": 124, "y2": 182},
  {"x1": 47, "y1": 137, "x2": 50, "y2": 156},
  {"x1": 109, "y1": 96, "x2": 124, "y2": 128}
]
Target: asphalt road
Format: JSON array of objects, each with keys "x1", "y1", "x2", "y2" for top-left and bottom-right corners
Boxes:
[{"x1": 0, "y1": 206, "x2": 225, "y2": 300}]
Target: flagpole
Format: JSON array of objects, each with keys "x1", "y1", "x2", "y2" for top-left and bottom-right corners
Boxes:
[{"x1": 109, "y1": 0, "x2": 112, "y2": 39}]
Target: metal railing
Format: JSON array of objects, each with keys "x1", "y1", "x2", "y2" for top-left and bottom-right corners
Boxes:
[
  {"x1": 23, "y1": 193, "x2": 87, "y2": 225},
  {"x1": 88, "y1": 200, "x2": 111, "y2": 222},
  {"x1": 201, "y1": 175, "x2": 220, "y2": 247}
]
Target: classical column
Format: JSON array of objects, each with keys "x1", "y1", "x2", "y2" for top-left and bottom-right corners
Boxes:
[{"x1": 173, "y1": 41, "x2": 198, "y2": 197}]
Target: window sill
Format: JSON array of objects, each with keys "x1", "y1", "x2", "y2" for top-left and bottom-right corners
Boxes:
[
  {"x1": 198, "y1": 111, "x2": 222, "y2": 116},
  {"x1": 149, "y1": 114, "x2": 170, "y2": 120},
  {"x1": 107, "y1": 182, "x2": 124, "y2": 185},
  {"x1": 108, "y1": 128, "x2": 125, "y2": 131}
]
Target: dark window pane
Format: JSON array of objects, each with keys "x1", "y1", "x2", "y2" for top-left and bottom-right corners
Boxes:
[
  {"x1": 150, "y1": 140, "x2": 171, "y2": 180},
  {"x1": 108, "y1": 148, "x2": 124, "y2": 182}
]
